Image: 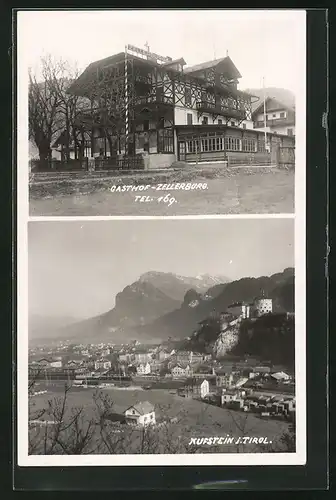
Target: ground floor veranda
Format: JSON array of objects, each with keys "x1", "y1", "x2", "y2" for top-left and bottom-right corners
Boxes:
[{"x1": 42, "y1": 124, "x2": 295, "y2": 172}]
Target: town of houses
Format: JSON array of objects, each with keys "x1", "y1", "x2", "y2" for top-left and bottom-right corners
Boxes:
[{"x1": 29, "y1": 301, "x2": 295, "y2": 428}]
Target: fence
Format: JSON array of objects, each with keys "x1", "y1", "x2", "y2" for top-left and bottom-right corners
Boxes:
[
  {"x1": 30, "y1": 158, "x2": 88, "y2": 172},
  {"x1": 227, "y1": 153, "x2": 273, "y2": 167},
  {"x1": 278, "y1": 146, "x2": 295, "y2": 168},
  {"x1": 94, "y1": 155, "x2": 145, "y2": 171}
]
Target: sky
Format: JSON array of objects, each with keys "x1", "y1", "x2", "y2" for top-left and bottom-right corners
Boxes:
[
  {"x1": 17, "y1": 9, "x2": 306, "y2": 96},
  {"x1": 28, "y1": 218, "x2": 294, "y2": 320}
]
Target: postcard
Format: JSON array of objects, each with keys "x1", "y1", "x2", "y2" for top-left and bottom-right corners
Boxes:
[{"x1": 16, "y1": 9, "x2": 306, "y2": 468}]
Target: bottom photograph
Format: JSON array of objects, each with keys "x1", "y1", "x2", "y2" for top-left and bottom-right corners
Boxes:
[{"x1": 23, "y1": 217, "x2": 297, "y2": 463}]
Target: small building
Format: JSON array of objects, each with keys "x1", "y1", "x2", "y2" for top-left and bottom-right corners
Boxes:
[
  {"x1": 175, "y1": 351, "x2": 193, "y2": 364},
  {"x1": 227, "y1": 302, "x2": 250, "y2": 319},
  {"x1": 118, "y1": 353, "x2": 132, "y2": 363},
  {"x1": 124, "y1": 401, "x2": 156, "y2": 427},
  {"x1": 253, "y1": 366, "x2": 271, "y2": 376},
  {"x1": 157, "y1": 349, "x2": 171, "y2": 361},
  {"x1": 221, "y1": 389, "x2": 241, "y2": 405},
  {"x1": 94, "y1": 359, "x2": 112, "y2": 370},
  {"x1": 252, "y1": 97, "x2": 295, "y2": 137},
  {"x1": 134, "y1": 351, "x2": 152, "y2": 364},
  {"x1": 136, "y1": 362, "x2": 151, "y2": 375},
  {"x1": 171, "y1": 363, "x2": 192, "y2": 379},
  {"x1": 271, "y1": 371, "x2": 291, "y2": 382},
  {"x1": 184, "y1": 379, "x2": 210, "y2": 399},
  {"x1": 251, "y1": 298, "x2": 273, "y2": 317}
]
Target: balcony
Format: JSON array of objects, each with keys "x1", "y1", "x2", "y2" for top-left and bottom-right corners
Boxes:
[
  {"x1": 196, "y1": 101, "x2": 245, "y2": 120},
  {"x1": 253, "y1": 118, "x2": 295, "y2": 129},
  {"x1": 134, "y1": 95, "x2": 174, "y2": 107}
]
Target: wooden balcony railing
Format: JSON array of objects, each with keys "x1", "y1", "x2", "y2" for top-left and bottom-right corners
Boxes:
[
  {"x1": 253, "y1": 118, "x2": 295, "y2": 128},
  {"x1": 196, "y1": 101, "x2": 245, "y2": 119}
]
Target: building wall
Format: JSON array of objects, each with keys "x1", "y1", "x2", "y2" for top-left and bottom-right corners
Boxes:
[
  {"x1": 253, "y1": 299, "x2": 273, "y2": 316},
  {"x1": 144, "y1": 153, "x2": 176, "y2": 169},
  {"x1": 271, "y1": 125, "x2": 296, "y2": 136},
  {"x1": 256, "y1": 110, "x2": 288, "y2": 121}
]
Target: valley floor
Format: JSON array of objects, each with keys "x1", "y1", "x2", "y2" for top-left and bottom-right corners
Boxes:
[{"x1": 29, "y1": 384, "x2": 291, "y2": 455}]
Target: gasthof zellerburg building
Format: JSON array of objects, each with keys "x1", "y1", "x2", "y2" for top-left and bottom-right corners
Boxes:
[{"x1": 68, "y1": 46, "x2": 295, "y2": 168}]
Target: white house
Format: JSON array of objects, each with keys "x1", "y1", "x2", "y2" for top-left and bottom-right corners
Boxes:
[
  {"x1": 124, "y1": 401, "x2": 156, "y2": 427},
  {"x1": 271, "y1": 371, "x2": 291, "y2": 382},
  {"x1": 94, "y1": 359, "x2": 112, "y2": 370},
  {"x1": 221, "y1": 388, "x2": 246, "y2": 406},
  {"x1": 134, "y1": 352, "x2": 152, "y2": 364},
  {"x1": 171, "y1": 363, "x2": 192, "y2": 378},
  {"x1": 182, "y1": 378, "x2": 210, "y2": 399},
  {"x1": 136, "y1": 362, "x2": 151, "y2": 375}
]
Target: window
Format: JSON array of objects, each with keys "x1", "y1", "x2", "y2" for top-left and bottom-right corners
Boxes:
[
  {"x1": 287, "y1": 128, "x2": 294, "y2": 136},
  {"x1": 158, "y1": 117, "x2": 164, "y2": 129},
  {"x1": 242, "y1": 138, "x2": 257, "y2": 152},
  {"x1": 230, "y1": 121, "x2": 235, "y2": 127},
  {"x1": 257, "y1": 140, "x2": 266, "y2": 153},
  {"x1": 242, "y1": 123, "x2": 246, "y2": 129},
  {"x1": 156, "y1": 86, "x2": 164, "y2": 101},
  {"x1": 202, "y1": 116, "x2": 208, "y2": 125},
  {"x1": 143, "y1": 120, "x2": 149, "y2": 131},
  {"x1": 158, "y1": 129, "x2": 174, "y2": 153},
  {"x1": 218, "y1": 119, "x2": 223, "y2": 125},
  {"x1": 280, "y1": 112, "x2": 285, "y2": 118},
  {"x1": 187, "y1": 113, "x2": 193, "y2": 125},
  {"x1": 273, "y1": 113, "x2": 276, "y2": 118},
  {"x1": 185, "y1": 88, "x2": 192, "y2": 106},
  {"x1": 200, "y1": 139, "x2": 208, "y2": 152},
  {"x1": 225, "y1": 136, "x2": 241, "y2": 151}
]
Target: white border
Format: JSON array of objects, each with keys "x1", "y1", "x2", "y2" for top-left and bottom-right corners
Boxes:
[{"x1": 17, "y1": 9, "x2": 306, "y2": 467}]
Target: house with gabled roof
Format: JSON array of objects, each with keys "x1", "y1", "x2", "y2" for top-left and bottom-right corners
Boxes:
[
  {"x1": 252, "y1": 97, "x2": 295, "y2": 137},
  {"x1": 124, "y1": 401, "x2": 156, "y2": 427}
]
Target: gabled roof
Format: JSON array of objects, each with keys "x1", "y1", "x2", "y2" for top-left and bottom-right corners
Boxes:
[
  {"x1": 126, "y1": 401, "x2": 154, "y2": 415},
  {"x1": 271, "y1": 371, "x2": 290, "y2": 380},
  {"x1": 184, "y1": 56, "x2": 242, "y2": 79},
  {"x1": 252, "y1": 96, "x2": 295, "y2": 116},
  {"x1": 162, "y1": 57, "x2": 186, "y2": 68},
  {"x1": 172, "y1": 363, "x2": 190, "y2": 370}
]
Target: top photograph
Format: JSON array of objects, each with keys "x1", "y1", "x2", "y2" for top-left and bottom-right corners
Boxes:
[{"x1": 18, "y1": 10, "x2": 305, "y2": 217}]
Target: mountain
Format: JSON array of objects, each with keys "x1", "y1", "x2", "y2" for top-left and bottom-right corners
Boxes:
[
  {"x1": 35, "y1": 272, "x2": 230, "y2": 343},
  {"x1": 36, "y1": 280, "x2": 181, "y2": 343},
  {"x1": 138, "y1": 271, "x2": 230, "y2": 301},
  {"x1": 244, "y1": 87, "x2": 295, "y2": 112},
  {"x1": 135, "y1": 268, "x2": 294, "y2": 340},
  {"x1": 31, "y1": 269, "x2": 293, "y2": 345}
]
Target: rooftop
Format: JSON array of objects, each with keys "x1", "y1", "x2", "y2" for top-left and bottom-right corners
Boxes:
[
  {"x1": 183, "y1": 56, "x2": 242, "y2": 79},
  {"x1": 126, "y1": 401, "x2": 154, "y2": 415}
]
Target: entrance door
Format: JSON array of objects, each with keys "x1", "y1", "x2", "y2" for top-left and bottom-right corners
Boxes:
[{"x1": 178, "y1": 141, "x2": 186, "y2": 161}]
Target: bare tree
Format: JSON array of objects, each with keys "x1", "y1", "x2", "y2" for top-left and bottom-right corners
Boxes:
[
  {"x1": 28, "y1": 385, "x2": 295, "y2": 456},
  {"x1": 28, "y1": 55, "x2": 65, "y2": 162},
  {"x1": 28, "y1": 55, "x2": 90, "y2": 164}
]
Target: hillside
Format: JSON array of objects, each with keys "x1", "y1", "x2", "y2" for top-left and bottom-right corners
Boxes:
[{"x1": 133, "y1": 268, "x2": 294, "y2": 340}]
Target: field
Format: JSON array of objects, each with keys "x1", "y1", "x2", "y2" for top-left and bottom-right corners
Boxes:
[
  {"x1": 29, "y1": 384, "x2": 291, "y2": 454},
  {"x1": 29, "y1": 166, "x2": 294, "y2": 216}
]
